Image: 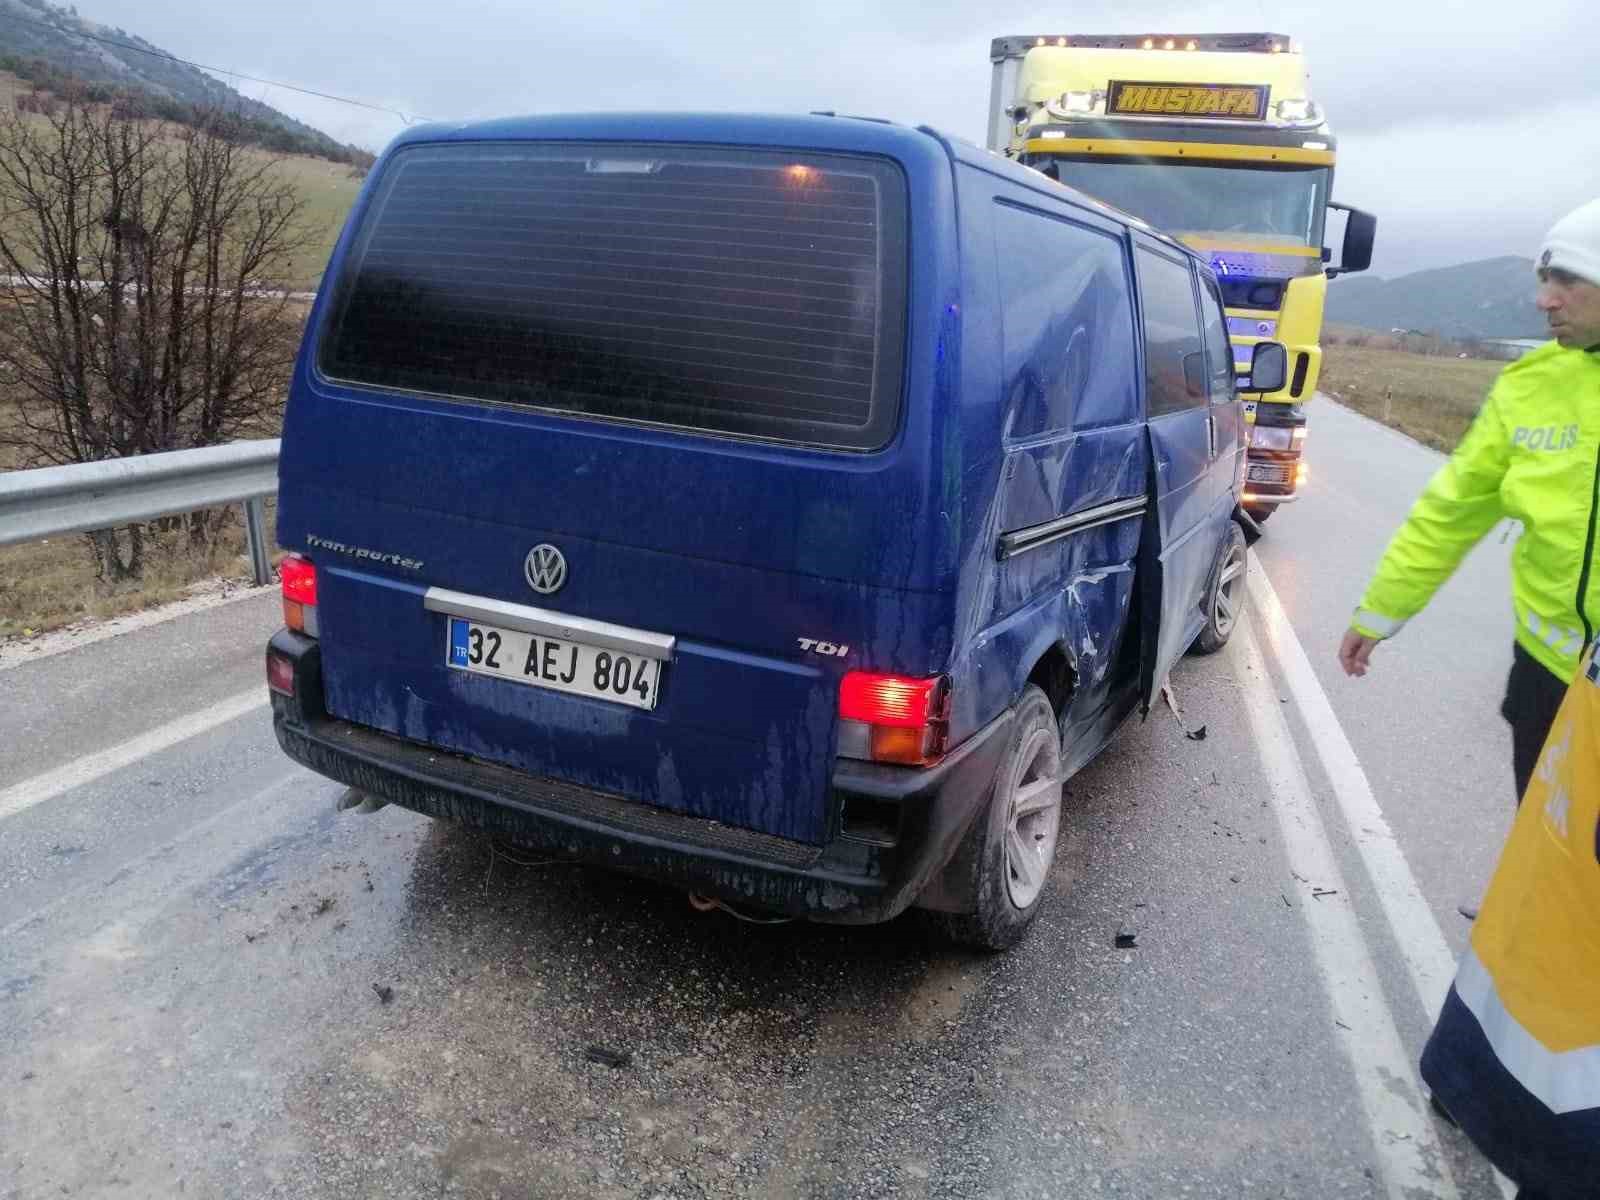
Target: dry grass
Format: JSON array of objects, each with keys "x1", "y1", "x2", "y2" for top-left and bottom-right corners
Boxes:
[
  {"x1": 0, "y1": 69, "x2": 359, "y2": 289},
  {"x1": 0, "y1": 514, "x2": 275, "y2": 639},
  {"x1": 1318, "y1": 342, "x2": 1503, "y2": 453},
  {"x1": 0, "y1": 407, "x2": 284, "y2": 641}
]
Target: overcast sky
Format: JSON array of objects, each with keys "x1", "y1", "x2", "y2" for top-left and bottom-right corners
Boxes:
[{"x1": 79, "y1": 0, "x2": 1600, "y2": 280}]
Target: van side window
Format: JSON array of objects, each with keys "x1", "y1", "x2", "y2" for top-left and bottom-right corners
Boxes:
[
  {"x1": 995, "y1": 203, "x2": 1138, "y2": 438},
  {"x1": 1198, "y1": 274, "x2": 1236, "y2": 405},
  {"x1": 1136, "y1": 247, "x2": 1207, "y2": 418},
  {"x1": 319, "y1": 144, "x2": 908, "y2": 452}
]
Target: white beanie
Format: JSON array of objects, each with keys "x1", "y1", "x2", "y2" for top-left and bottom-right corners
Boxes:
[{"x1": 1539, "y1": 198, "x2": 1600, "y2": 287}]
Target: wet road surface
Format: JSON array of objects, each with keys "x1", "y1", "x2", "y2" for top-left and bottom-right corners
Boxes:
[{"x1": 2, "y1": 399, "x2": 1521, "y2": 1198}]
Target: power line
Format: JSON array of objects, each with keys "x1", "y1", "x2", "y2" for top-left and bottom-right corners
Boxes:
[{"x1": 0, "y1": 10, "x2": 432, "y2": 126}]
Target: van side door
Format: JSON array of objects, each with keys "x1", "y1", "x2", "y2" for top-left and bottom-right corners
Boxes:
[
  {"x1": 1198, "y1": 270, "x2": 1246, "y2": 508},
  {"x1": 1134, "y1": 239, "x2": 1216, "y2": 706},
  {"x1": 986, "y1": 199, "x2": 1146, "y2": 736}
]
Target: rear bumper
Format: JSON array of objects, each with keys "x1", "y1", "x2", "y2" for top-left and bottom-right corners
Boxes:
[{"x1": 267, "y1": 629, "x2": 1013, "y2": 923}]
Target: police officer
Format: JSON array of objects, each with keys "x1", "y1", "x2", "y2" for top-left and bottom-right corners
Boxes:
[{"x1": 1339, "y1": 197, "x2": 1600, "y2": 803}]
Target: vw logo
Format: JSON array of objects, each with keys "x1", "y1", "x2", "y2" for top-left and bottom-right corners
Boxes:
[{"x1": 523, "y1": 544, "x2": 568, "y2": 595}]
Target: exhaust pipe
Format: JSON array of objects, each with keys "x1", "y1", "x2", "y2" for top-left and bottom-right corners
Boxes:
[
  {"x1": 686, "y1": 891, "x2": 792, "y2": 924},
  {"x1": 335, "y1": 787, "x2": 389, "y2": 815}
]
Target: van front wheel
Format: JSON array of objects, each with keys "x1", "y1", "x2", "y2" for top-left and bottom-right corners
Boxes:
[
  {"x1": 935, "y1": 685, "x2": 1062, "y2": 951},
  {"x1": 1192, "y1": 521, "x2": 1248, "y2": 656}
]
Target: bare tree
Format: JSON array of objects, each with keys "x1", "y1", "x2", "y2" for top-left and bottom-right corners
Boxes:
[{"x1": 0, "y1": 98, "x2": 313, "y2": 580}]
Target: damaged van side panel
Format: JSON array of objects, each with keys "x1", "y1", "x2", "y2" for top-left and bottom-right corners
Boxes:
[{"x1": 943, "y1": 153, "x2": 1148, "y2": 744}]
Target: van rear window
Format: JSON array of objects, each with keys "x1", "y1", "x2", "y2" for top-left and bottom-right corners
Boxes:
[{"x1": 319, "y1": 143, "x2": 907, "y2": 451}]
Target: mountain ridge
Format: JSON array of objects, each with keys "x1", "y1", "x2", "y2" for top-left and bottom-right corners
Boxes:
[
  {"x1": 0, "y1": 0, "x2": 369, "y2": 163},
  {"x1": 1325, "y1": 255, "x2": 1545, "y2": 341}
]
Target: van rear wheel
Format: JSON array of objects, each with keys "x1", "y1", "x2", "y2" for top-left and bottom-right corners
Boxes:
[
  {"x1": 1192, "y1": 522, "x2": 1248, "y2": 656},
  {"x1": 935, "y1": 685, "x2": 1062, "y2": 951}
]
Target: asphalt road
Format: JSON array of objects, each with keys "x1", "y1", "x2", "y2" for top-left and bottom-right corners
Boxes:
[{"x1": 1, "y1": 399, "x2": 1523, "y2": 1199}]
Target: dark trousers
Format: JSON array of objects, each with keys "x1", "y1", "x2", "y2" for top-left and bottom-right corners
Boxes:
[{"x1": 1502, "y1": 641, "x2": 1570, "y2": 803}]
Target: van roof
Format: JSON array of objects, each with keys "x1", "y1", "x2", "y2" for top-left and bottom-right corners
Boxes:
[
  {"x1": 383, "y1": 110, "x2": 1195, "y2": 263},
  {"x1": 389, "y1": 110, "x2": 940, "y2": 161}
]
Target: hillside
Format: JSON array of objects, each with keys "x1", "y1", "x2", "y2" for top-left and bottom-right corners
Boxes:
[
  {"x1": 0, "y1": 65, "x2": 361, "y2": 287},
  {"x1": 0, "y1": 0, "x2": 369, "y2": 163},
  {"x1": 1325, "y1": 256, "x2": 1545, "y2": 340}
]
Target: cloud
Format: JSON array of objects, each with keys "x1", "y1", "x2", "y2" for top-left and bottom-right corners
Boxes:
[{"x1": 74, "y1": 0, "x2": 1600, "y2": 276}]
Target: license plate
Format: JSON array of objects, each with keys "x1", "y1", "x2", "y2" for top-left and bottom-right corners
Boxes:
[{"x1": 446, "y1": 617, "x2": 662, "y2": 710}]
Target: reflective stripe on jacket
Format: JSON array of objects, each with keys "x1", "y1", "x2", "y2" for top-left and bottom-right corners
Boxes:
[
  {"x1": 1352, "y1": 341, "x2": 1600, "y2": 682},
  {"x1": 1420, "y1": 652, "x2": 1600, "y2": 1194}
]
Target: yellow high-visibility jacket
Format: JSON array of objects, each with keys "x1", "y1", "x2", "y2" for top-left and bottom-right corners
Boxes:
[
  {"x1": 1353, "y1": 342, "x2": 1600, "y2": 682},
  {"x1": 1420, "y1": 651, "x2": 1600, "y2": 1192}
]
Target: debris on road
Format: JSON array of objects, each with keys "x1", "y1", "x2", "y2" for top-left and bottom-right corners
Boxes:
[
  {"x1": 1159, "y1": 679, "x2": 1207, "y2": 742},
  {"x1": 585, "y1": 1044, "x2": 632, "y2": 1069},
  {"x1": 1114, "y1": 928, "x2": 1138, "y2": 949},
  {"x1": 370, "y1": 983, "x2": 394, "y2": 1005},
  {"x1": 1312, "y1": 888, "x2": 1339, "y2": 900}
]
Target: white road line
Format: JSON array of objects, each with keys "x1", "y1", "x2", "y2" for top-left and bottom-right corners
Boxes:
[
  {"x1": 1233, "y1": 618, "x2": 1460, "y2": 1200},
  {"x1": 0, "y1": 688, "x2": 268, "y2": 821},
  {"x1": 1245, "y1": 565, "x2": 1460, "y2": 1021},
  {"x1": 1248, "y1": 563, "x2": 1518, "y2": 1200}
]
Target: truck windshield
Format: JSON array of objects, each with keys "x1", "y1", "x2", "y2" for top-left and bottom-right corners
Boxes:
[{"x1": 1048, "y1": 159, "x2": 1330, "y2": 247}]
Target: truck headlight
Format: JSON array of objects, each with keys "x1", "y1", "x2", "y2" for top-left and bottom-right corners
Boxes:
[
  {"x1": 1048, "y1": 90, "x2": 1097, "y2": 116},
  {"x1": 1250, "y1": 426, "x2": 1294, "y2": 450}
]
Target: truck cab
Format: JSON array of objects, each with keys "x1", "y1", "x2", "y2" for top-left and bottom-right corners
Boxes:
[{"x1": 987, "y1": 32, "x2": 1375, "y2": 522}]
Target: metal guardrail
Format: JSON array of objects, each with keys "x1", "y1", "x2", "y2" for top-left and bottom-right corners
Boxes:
[{"x1": 0, "y1": 439, "x2": 282, "y2": 585}]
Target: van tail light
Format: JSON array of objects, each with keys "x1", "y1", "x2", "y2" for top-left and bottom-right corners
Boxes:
[
  {"x1": 266, "y1": 649, "x2": 296, "y2": 696},
  {"x1": 279, "y1": 554, "x2": 319, "y2": 637},
  {"x1": 838, "y1": 672, "x2": 950, "y2": 766}
]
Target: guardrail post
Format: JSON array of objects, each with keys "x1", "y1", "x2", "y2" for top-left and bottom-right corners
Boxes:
[{"x1": 243, "y1": 497, "x2": 272, "y2": 587}]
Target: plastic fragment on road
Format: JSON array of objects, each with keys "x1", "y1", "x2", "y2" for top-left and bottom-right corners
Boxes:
[{"x1": 585, "y1": 1045, "x2": 632, "y2": 1069}]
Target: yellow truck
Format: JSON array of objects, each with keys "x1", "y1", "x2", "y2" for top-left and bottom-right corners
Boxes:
[{"x1": 988, "y1": 32, "x2": 1375, "y2": 524}]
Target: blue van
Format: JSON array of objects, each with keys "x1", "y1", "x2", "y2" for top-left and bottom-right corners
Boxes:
[{"x1": 266, "y1": 113, "x2": 1284, "y2": 948}]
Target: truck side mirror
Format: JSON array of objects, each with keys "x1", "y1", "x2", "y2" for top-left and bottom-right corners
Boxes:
[
  {"x1": 1325, "y1": 202, "x2": 1376, "y2": 278},
  {"x1": 1242, "y1": 342, "x2": 1288, "y2": 394}
]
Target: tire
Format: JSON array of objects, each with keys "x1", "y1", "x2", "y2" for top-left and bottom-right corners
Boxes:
[
  {"x1": 935, "y1": 685, "x2": 1063, "y2": 951},
  {"x1": 1192, "y1": 521, "x2": 1248, "y2": 656}
]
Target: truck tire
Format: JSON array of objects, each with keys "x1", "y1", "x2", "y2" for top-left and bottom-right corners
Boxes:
[
  {"x1": 1192, "y1": 521, "x2": 1248, "y2": 656},
  {"x1": 935, "y1": 685, "x2": 1063, "y2": 951}
]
